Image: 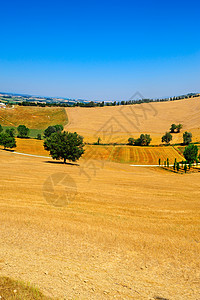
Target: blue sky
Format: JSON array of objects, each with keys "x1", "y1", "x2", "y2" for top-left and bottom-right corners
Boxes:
[{"x1": 0, "y1": 0, "x2": 200, "y2": 100}]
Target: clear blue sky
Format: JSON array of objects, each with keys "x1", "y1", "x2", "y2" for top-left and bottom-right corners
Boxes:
[{"x1": 0, "y1": 0, "x2": 199, "y2": 100}]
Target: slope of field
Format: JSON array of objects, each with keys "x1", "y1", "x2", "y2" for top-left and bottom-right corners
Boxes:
[
  {"x1": 0, "y1": 106, "x2": 67, "y2": 129},
  {"x1": 11, "y1": 139, "x2": 183, "y2": 165},
  {"x1": 0, "y1": 151, "x2": 200, "y2": 299},
  {"x1": 15, "y1": 138, "x2": 50, "y2": 157},
  {"x1": 65, "y1": 97, "x2": 200, "y2": 144},
  {"x1": 84, "y1": 145, "x2": 184, "y2": 165}
]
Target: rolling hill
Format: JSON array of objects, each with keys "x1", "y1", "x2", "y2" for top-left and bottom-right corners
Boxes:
[{"x1": 65, "y1": 97, "x2": 200, "y2": 144}]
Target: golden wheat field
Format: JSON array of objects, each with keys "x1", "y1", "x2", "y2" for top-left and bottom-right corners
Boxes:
[
  {"x1": 13, "y1": 139, "x2": 184, "y2": 165},
  {"x1": 0, "y1": 150, "x2": 200, "y2": 299},
  {"x1": 65, "y1": 97, "x2": 200, "y2": 144}
]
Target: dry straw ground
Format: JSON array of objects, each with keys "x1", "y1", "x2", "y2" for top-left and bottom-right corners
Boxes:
[
  {"x1": 0, "y1": 150, "x2": 200, "y2": 299},
  {"x1": 14, "y1": 139, "x2": 184, "y2": 165}
]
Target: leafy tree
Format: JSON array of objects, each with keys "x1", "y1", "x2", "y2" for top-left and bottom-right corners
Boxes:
[
  {"x1": 162, "y1": 132, "x2": 172, "y2": 144},
  {"x1": 0, "y1": 132, "x2": 16, "y2": 149},
  {"x1": 128, "y1": 137, "x2": 135, "y2": 145},
  {"x1": 43, "y1": 124, "x2": 63, "y2": 138},
  {"x1": 176, "y1": 124, "x2": 183, "y2": 133},
  {"x1": 44, "y1": 131, "x2": 85, "y2": 163},
  {"x1": 170, "y1": 124, "x2": 177, "y2": 133},
  {"x1": 17, "y1": 125, "x2": 29, "y2": 138},
  {"x1": 0, "y1": 124, "x2": 3, "y2": 133},
  {"x1": 183, "y1": 131, "x2": 192, "y2": 145},
  {"x1": 183, "y1": 144, "x2": 198, "y2": 163},
  {"x1": 5, "y1": 128, "x2": 15, "y2": 137}
]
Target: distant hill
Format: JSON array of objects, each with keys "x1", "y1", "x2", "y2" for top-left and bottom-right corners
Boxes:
[
  {"x1": 64, "y1": 96, "x2": 200, "y2": 145},
  {"x1": 0, "y1": 91, "x2": 199, "y2": 107}
]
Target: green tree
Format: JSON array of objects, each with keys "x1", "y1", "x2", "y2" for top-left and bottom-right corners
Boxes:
[
  {"x1": 0, "y1": 132, "x2": 16, "y2": 149},
  {"x1": 184, "y1": 163, "x2": 187, "y2": 173},
  {"x1": 183, "y1": 131, "x2": 192, "y2": 145},
  {"x1": 5, "y1": 128, "x2": 15, "y2": 137},
  {"x1": 43, "y1": 125, "x2": 63, "y2": 138},
  {"x1": 44, "y1": 131, "x2": 85, "y2": 163},
  {"x1": 128, "y1": 137, "x2": 135, "y2": 145},
  {"x1": 170, "y1": 124, "x2": 176, "y2": 133},
  {"x1": 167, "y1": 158, "x2": 169, "y2": 168},
  {"x1": 176, "y1": 124, "x2": 183, "y2": 133},
  {"x1": 0, "y1": 124, "x2": 3, "y2": 133},
  {"x1": 183, "y1": 144, "x2": 198, "y2": 163},
  {"x1": 97, "y1": 137, "x2": 101, "y2": 145},
  {"x1": 17, "y1": 125, "x2": 29, "y2": 138},
  {"x1": 135, "y1": 134, "x2": 151, "y2": 146},
  {"x1": 162, "y1": 132, "x2": 172, "y2": 144}
]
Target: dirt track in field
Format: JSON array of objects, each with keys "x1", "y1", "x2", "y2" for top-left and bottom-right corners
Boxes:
[{"x1": 0, "y1": 150, "x2": 200, "y2": 299}]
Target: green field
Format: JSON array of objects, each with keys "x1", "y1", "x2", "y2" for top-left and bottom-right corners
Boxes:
[
  {"x1": 0, "y1": 106, "x2": 68, "y2": 139},
  {"x1": 0, "y1": 106, "x2": 67, "y2": 129}
]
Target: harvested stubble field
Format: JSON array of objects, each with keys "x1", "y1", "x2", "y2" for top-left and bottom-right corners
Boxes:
[
  {"x1": 13, "y1": 139, "x2": 184, "y2": 165},
  {"x1": 0, "y1": 150, "x2": 200, "y2": 299},
  {"x1": 84, "y1": 145, "x2": 184, "y2": 165},
  {"x1": 0, "y1": 106, "x2": 67, "y2": 129},
  {"x1": 65, "y1": 97, "x2": 200, "y2": 144}
]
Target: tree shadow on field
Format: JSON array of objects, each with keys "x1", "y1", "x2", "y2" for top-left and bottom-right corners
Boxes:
[
  {"x1": 44, "y1": 160, "x2": 79, "y2": 166},
  {"x1": 1, "y1": 148, "x2": 15, "y2": 152}
]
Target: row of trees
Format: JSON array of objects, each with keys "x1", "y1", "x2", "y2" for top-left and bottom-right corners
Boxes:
[
  {"x1": 17, "y1": 93, "x2": 199, "y2": 108},
  {"x1": 162, "y1": 131, "x2": 192, "y2": 145},
  {"x1": 128, "y1": 134, "x2": 152, "y2": 146},
  {"x1": 0, "y1": 123, "x2": 85, "y2": 163},
  {"x1": 159, "y1": 144, "x2": 199, "y2": 173}
]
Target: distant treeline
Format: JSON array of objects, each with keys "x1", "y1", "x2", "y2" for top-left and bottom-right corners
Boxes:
[{"x1": 11, "y1": 92, "x2": 200, "y2": 108}]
